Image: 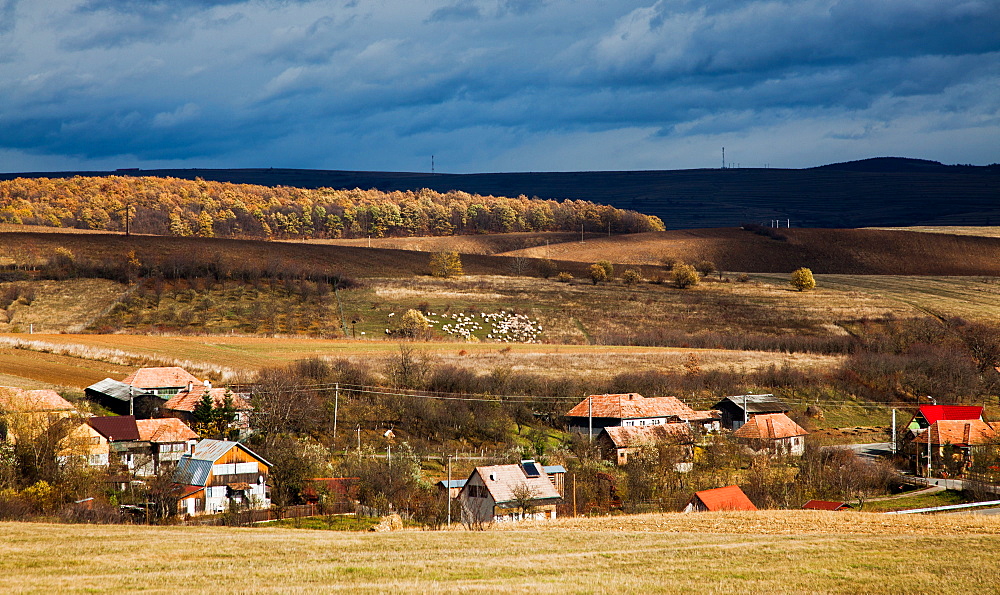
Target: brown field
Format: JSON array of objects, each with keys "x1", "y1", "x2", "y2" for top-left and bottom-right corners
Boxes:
[
  {"x1": 2, "y1": 512, "x2": 999, "y2": 593},
  {"x1": 0, "y1": 333, "x2": 842, "y2": 391},
  {"x1": 501, "y1": 228, "x2": 1000, "y2": 275},
  {"x1": 298, "y1": 230, "x2": 587, "y2": 254}
]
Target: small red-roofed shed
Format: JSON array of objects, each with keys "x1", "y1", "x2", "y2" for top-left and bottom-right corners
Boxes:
[
  {"x1": 802, "y1": 500, "x2": 852, "y2": 511},
  {"x1": 683, "y1": 485, "x2": 757, "y2": 512}
]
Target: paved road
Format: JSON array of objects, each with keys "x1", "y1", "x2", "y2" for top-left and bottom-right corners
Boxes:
[{"x1": 844, "y1": 442, "x2": 894, "y2": 460}]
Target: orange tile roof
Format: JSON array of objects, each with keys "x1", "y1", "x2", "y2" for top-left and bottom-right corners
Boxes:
[
  {"x1": 121, "y1": 367, "x2": 202, "y2": 390},
  {"x1": 163, "y1": 387, "x2": 250, "y2": 413},
  {"x1": 0, "y1": 386, "x2": 75, "y2": 412},
  {"x1": 136, "y1": 418, "x2": 199, "y2": 443},
  {"x1": 690, "y1": 485, "x2": 757, "y2": 511},
  {"x1": 914, "y1": 419, "x2": 996, "y2": 446},
  {"x1": 566, "y1": 393, "x2": 705, "y2": 421},
  {"x1": 732, "y1": 413, "x2": 808, "y2": 440},
  {"x1": 602, "y1": 424, "x2": 695, "y2": 448}
]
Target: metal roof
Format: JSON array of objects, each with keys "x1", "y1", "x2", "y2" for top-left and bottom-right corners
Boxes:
[
  {"x1": 714, "y1": 394, "x2": 790, "y2": 414},
  {"x1": 173, "y1": 458, "x2": 213, "y2": 487},
  {"x1": 542, "y1": 465, "x2": 566, "y2": 474},
  {"x1": 439, "y1": 479, "x2": 467, "y2": 489},
  {"x1": 85, "y1": 378, "x2": 153, "y2": 402},
  {"x1": 188, "y1": 439, "x2": 273, "y2": 467}
]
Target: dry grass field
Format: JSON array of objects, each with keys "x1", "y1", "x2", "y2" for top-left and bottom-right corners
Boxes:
[
  {"x1": 0, "y1": 333, "x2": 842, "y2": 389},
  {"x1": 870, "y1": 226, "x2": 1000, "y2": 238},
  {"x1": 2, "y1": 512, "x2": 1000, "y2": 593}
]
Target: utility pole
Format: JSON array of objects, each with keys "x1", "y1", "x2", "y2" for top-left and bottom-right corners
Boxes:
[
  {"x1": 431, "y1": 155, "x2": 435, "y2": 174},
  {"x1": 588, "y1": 396, "x2": 593, "y2": 442},
  {"x1": 572, "y1": 473, "x2": 577, "y2": 517},
  {"x1": 447, "y1": 455, "x2": 452, "y2": 527},
  {"x1": 891, "y1": 409, "x2": 896, "y2": 455},
  {"x1": 333, "y1": 383, "x2": 339, "y2": 442},
  {"x1": 581, "y1": 223, "x2": 584, "y2": 243},
  {"x1": 356, "y1": 424, "x2": 361, "y2": 454}
]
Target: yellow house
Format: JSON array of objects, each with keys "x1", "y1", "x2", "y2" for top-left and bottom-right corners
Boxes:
[
  {"x1": 57, "y1": 423, "x2": 110, "y2": 467},
  {"x1": 0, "y1": 386, "x2": 77, "y2": 445}
]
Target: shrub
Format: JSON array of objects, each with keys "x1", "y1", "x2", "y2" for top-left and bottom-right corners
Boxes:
[
  {"x1": 596, "y1": 260, "x2": 614, "y2": 279},
  {"x1": 621, "y1": 269, "x2": 642, "y2": 286},
  {"x1": 429, "y1": 251, "x2": 462, "y2": 278},
  {"x1": 670, "y1": 262, "x2": 699, "y2": 289},
  {"x1": 395, "y1": 308, "x2": 433, "y2": 338},
  {"x1": 536, "y1": 259, "x2": 558, "y2": 279},
  {"x1": 696, "y1": 260, "x2": 717, "y2": 277},
  {"x1": 556, "y1": 272, "x2": 573, "y2": 282},
  {"x1": 790, "y1": 267, "x2": 816, "y2": 291},
  {"x1": 588, "y1": 263, "x2": 608, "y2": 285}
]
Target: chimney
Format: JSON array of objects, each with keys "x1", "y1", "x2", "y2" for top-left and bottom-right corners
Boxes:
[
  {"x1": 186, "y1": 381, "x2": 193, "y2": 392},
  {"x1": 205, "y1": 380, "x2": 212, "y2": 390},
  {"x1": 964, "y1": 422, "x2": 972, "y2": 445}
]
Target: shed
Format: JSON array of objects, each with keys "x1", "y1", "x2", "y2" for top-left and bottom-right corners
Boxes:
[
  {"x1": 683, "y1": 485, "x2": 757, "y2": 512},
  {"x1": 84, "y1": 378, "x2": 162, "y2": 418},
  {"x1": 802, "y1": 500, "x2": 852, "y2": 511},
  {"x1": 712, "y1": 394, "x2": 790, "y2": 430}
]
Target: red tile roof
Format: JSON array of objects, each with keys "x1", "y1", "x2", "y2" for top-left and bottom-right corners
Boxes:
[
  {"x1": 163, "y1": 387, "x2": 250, "y2": 413},
  {"x1": 690, "y1": 485, "x2": 757, "y2": 511},
  {"x1": 913, "y1": 419, "x2": 996, "y2": 446},
  {"x1": 802, "y1": 500, "x2": 851, "y2": 511},
  {"x1": 602, "y1": 424, "x2": 694, "y2": 448},
  {"x1": 136, "y1": 418, "x2": 198, "y2": 443},
  {"x1": 566, "y1": 393, "x2": 708, "y2": 421},
  {"x1": 919, "y1": 405, "x2": 983, "y2": 425},
  {"x1": 732, "y1": 413, "x2": 808, "y2": 440},
  {"x1": 0, "y1": 386, "x2": 76, "y2": 412},
  {"x1": 121, "y1": 367, "x2": 202, "y2": 390},
  {"x1": 88, "y1": 415, "x2": 141, "y2": 441}
]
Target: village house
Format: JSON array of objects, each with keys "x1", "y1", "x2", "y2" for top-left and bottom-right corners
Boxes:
[
  {"x1": 162, "y1": 384, "x2": 252, "y2": 437},
  {"x1": 441, "y1": 465, "x2": 565, "y2": 499},
  {"x1": 87, "y1": 416, "x2": 199, "y2": 476},
  {"x1": 683, "y1": 485, "x2": 757, "y2": 512},
  {"x1": 597, "y1": 424, "x2": 695, "y2": 469},
  {"x1": 121, "y1": 366, "x2": 203, "y2": 398},
  {"x1": 0, "y1": 386, "x2": 77, "y2": 444},
  {"x1": 912, "y1": 418, "x2": 996, "y2": 476},
  {"x1": 731, "y1": 412, "x2": 809, "y2": 456},
  {"x1": 712, "y1": 394, "x2": 790, "y2": 430},
  {"x1": 173, "y1": 439, "x2": 271, "y2": 516},
  {"x1": 565, "y1": 393, "x2": 719, "y2": 435},
  {"x1": 57, "y1": 422, "x2": 110, "y2": 467},
  {"x1": 458, "y1": 460, "x2": 561, "y2": 524}
]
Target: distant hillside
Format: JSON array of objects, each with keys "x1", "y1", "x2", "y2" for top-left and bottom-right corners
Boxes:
[{"x1": 3, "y1": 157, "x2": 997, "y2": 229}]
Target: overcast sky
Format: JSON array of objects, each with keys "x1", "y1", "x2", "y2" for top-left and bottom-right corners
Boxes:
[{"x1": 1, "y1": 0, "x2": 998, "y2": 174}]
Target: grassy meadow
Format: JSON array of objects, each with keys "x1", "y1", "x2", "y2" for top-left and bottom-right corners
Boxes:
[{"x1": 3, "y1": 512, "x2": 1000, "y2": 593}]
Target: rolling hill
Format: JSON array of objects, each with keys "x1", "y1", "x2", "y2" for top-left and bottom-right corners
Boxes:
[{"x1": 4, "y1": 157, "x2": 997, "y2": 229}]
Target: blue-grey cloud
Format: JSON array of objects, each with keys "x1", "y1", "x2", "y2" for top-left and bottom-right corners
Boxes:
[{"x1": 0, "y1": 0, "x2": 997, "y2": 173}]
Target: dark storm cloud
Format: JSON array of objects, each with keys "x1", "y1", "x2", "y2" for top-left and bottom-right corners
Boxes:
[{"x1": 0, "y1": 0, "x2": 998, "y2": 172}]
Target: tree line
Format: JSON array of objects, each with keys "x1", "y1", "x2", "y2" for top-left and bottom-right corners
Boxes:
[{"x1": 0, "y1": 176, "x2": 665, "y2": 239}]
